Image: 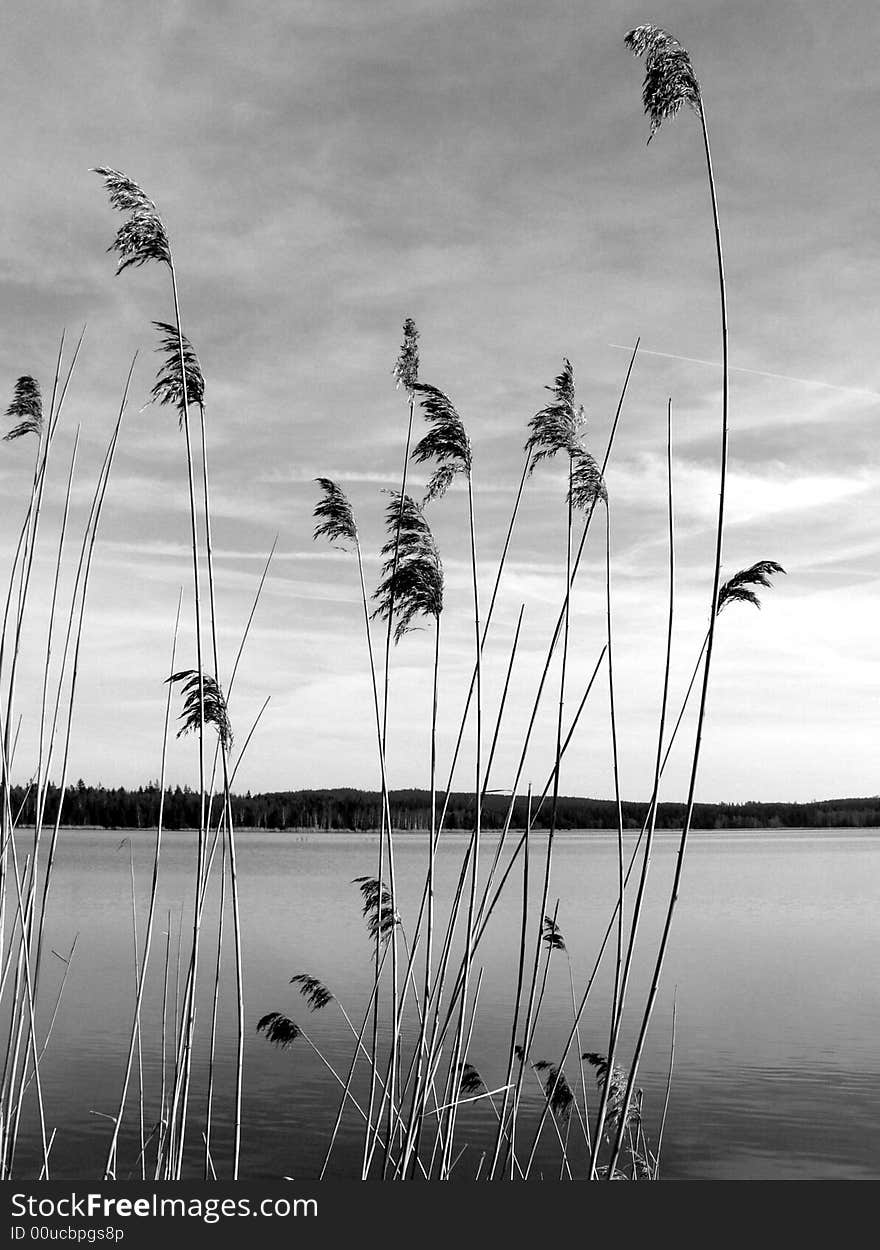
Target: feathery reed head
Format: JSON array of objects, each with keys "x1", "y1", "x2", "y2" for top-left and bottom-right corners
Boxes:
[
  {"x1": 352, "y1": 876, "x2": 400, "y2": 943},
  {"x1": 256, "y1": 1012, "x2": 301, "y2": 1049},
  {"x1": 92, "y1": 167, "x2": 171, "y2": 271},
  {"x1": 313, "y1": 478, "x2": 358, "y2": 549},
  {"x1": 4, "y1": 377, "x2": 43, "y2": 442},
  {"x1": 569, "y1": 448, "x2": 607, "y2": 512},
  {"x1": 583, "y1": 1051, "x2": 637, "y2": 1134},
  {"x1": 167, "y1": 670, "x2": 233, "y2": 749},
  {"x1": 411, "y1": 383, "x2": 472, "y2": 502},
  {"x1": 624, "y1": 24, "x2": 702, "y2": 141},
  {"x1": 290, "y1": 973, "x2": 334, "y2": 1012},
  {"x1": 458, "y1": 1062, "x2": 485, "y2": 1096},
  {"x1": 372, "y1": 491, "x2": 444, "y2": 641},
  {"x1": 542, "y1": 915, "x2": 567, "y2": 952},
  {"x1": 393, "y1": 318, "x2": 420, "y2": 394},
  {"x1": 525, "y1": 359, "x2": 584, "y2": 473},
  {"x1": 151, "y1": 322, "x2": 205, "y2": 426},
  {"x1": 544, "y1": 1066, "x2": 574, "y2": 1117},
  {"x1": 717, "y1": 560, "x2": 785, "y2": 615}
]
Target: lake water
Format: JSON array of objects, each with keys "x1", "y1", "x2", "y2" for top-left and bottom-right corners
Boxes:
[{"x1": 8, "y1": 827, "x2": 880, "y2": 1180}]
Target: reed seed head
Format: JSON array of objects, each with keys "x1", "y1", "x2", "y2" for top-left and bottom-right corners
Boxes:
[
  {"x1": 352, "y1": 876, "x2": 400, "y2": 943},
  {"x1": 167, "y1": 669, "x2": 233, "y2": 750},
  {"x1": 624, "y1": 24, "x2": 702, "y2": 142},
  {"x1": 151, "y1": 321, "x2": 205, "y2": 427},
  {"x1": 542, "y1": 914, "x2": 567, "y2": 952},
  {"x1": 92, "y1": 167, "x2": 172, "y2": 271},
  {"x1": 525, "y1": 359, "x2": 585, "y2": 473},
  {"x1": 372, "y1": 491, "x2": 444, "y2": 641},
  {"x1": 458, "y1": 1062, "x2": 485, "y2": 1096},
  {"x1": 569, "y1": 448, "x2": 607, "y2": 512},
  {"x1": 290, "y1": 973, "x2": 334, "y2": 1012},
  {"x1": 393, "y1": 318, "x2": 420, "y2": 394},
  {"x1": 4, "y1": 376, "x2": 43, "y2": 442},
  {"x1": 543, "y1": 1066, "x2": 574, "y2": 1117},
  {"x1": 256, "y1": 1012, "x2": 302, "y2": 1049},
  {"x1": 583, "y1": 1051, "x2": 638, "y2": 1135},
  {"x1": 411, "y1": 383, "x2": 472, "y2": 502},
  {"x1": 717, "y1": 560, "x2": 786, "y2": 615},
  {"x1": 313, "y1": 478, "x2": 358, "y2": 548}
]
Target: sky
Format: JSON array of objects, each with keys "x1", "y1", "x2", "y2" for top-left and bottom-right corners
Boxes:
[{"x1": 0, "y1": 0, "x2": 878, "y2": 804}]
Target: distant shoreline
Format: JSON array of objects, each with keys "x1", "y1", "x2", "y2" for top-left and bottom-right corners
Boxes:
[
  {"x1": 10, "y1": 783, "x2": 880, "y2": 834},
  {"x1": 14, "y1": 823, "x2": 880, "y2": 836}
]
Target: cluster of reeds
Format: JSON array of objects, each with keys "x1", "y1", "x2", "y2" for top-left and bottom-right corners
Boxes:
[
  {"x1": 0, "y1": 22, "x2": 787, "y2": 1181},
  {"x1": 0, "y1": 329, "x2": 133, "y2": 1177},
  {"x1": 0, "y1": 165, "x2": 277, "y2": 1180},
  {"x1": 254, "y1": 24, "x2": 785, "y2": 1181}
]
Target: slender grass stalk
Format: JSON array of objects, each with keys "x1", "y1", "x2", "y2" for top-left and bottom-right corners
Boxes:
[
  {"x1": 366, "y1": 319, "x2": 419, "y2": 1170},
  {"x1": 435, "y1": 464, "x2": 480, "y2": 1174},
  {"x1": 653, "y1": 992, "x2": 677, "y2": 1178},
  {"x1": 586, "y1": 495, "x2": 629, "y2": 1165},
  {"x1": 312, "y1": 477, "x2": 402, "y2": 1173},
  {"x1": 379, "y1": 608, "x2": 523, "y2": 1178},
  {"x1": 487, "y1": 786, "x2": 531, "y2": 1178},
  {"x1": 203, "y1": 787, "x2": 227, "y2": 1180},
  {"x1": 5, "y1": 362, "x2": 132, "y2": 1178},
  {"x1": 0, "y1": 754, "x2": 47, "y2": 1175},
  {"x1": 126, "y1": 842, "x2": 147, "y2": 1179},
  {"x1": 604, "y1": 26, "x2": 728, "y2": 1178},
  {"x1": 398, "y1": 644, "x2": 607, "y2": 1168},
  {"x1": 158, "y1": 914, "x2": 172, "y2": 1173},
  {"x1": 103, "y1": 592, "x2": 182, "y2": 1179},
  {"x1": 194, "y1": 385, "x2": 245, "y2": 1179},
  {"x1": 591, "y1": 399, "x2": 675, "y2": 1167}
]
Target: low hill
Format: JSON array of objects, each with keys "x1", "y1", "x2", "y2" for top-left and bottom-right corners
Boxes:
[{"x1": 10, "y1": 783, "x2": 880, "y2": 831}]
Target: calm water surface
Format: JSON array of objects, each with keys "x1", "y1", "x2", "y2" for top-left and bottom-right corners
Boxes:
[{"x1": 12, "y1": 827, "x2": 880, "y2": 1180}]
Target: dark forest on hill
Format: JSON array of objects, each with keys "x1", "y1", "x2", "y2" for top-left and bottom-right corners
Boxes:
[{"x1": 10, "y1": 782, "x2": 880, "y2": 831}]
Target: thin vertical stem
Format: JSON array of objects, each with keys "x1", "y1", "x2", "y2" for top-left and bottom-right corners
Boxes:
[{"x1": 607, "y1": 103, "x2": 729, "y2": 1177}]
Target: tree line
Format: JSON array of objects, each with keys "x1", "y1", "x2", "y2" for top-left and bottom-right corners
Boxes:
[{"x1": 10, "y1": 781, "x2": 880, "y2": 831}]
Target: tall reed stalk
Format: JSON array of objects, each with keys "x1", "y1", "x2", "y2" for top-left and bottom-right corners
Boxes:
[{"x1": 601, "y1": 26, "x2": 728, "y2": 1176}]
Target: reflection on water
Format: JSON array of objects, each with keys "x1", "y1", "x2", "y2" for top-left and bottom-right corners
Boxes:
[{"x1": 9, "y1": 828, "x2": 880, "y2": 1179}]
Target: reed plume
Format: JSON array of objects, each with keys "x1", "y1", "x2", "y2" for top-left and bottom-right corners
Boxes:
[
  {"x1": 624, "y1": 24, "x2": 702, "y2": 141},
  {"x1": 372, "y1": 492, "x2": 443, "y2": 642},
  {"x1": 542, "y1": 915, "x2": 566, "y2": 952},
  {"x1": 167, "y1": 670, "x2": 232, "y2": 749},
  {"x1": 717, "y1": 560, "x2": 786, "y2": 614},
  {"x1": 543, "y1": 1066, "x2": 574, "y2": 1118},
  {"x1": 457, "y1": 1063, "x2": 485, "y2": 1097},
  {"x1": 583, "y1": 1052, "x2": 634, "y2": 1135},
  {"x1": 91, "y1": 168, "x2": 172, "y2": 271},
  {"x1": 256, "y1": 1013, "x2": 302, "y2": 1050},
  {"x1": 4, "y1": 377, "x2": 43, "y2": 442},
  {"x1": 569, "y1": 449, "x2": 607, "y2": 512},
  {"x1": 313, "y1": 478, "x2": 357, "y2": 548},
  {"x1": 393, "y1": 318, "x2": 420, "y2": 394},
  {"x1": 410, "y1": 384, "x2": 472, "y2": 503},
  {"x1": 290, "y1": 974, "x2": 334, "y2": 1013},
  {"x1": 353, "y1": 876, "x2": 400, "y2": 943},
  {"x1": 524, "y1": 359, "x2": 584, "y2": 471},
  {"x1": 151, "y1": 322, "x2": 205, "y2": 427}
]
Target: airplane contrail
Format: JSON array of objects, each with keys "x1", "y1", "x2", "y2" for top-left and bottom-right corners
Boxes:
[{"x1": 608, "y1": 343, "x2": 880, "y2": 400}]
